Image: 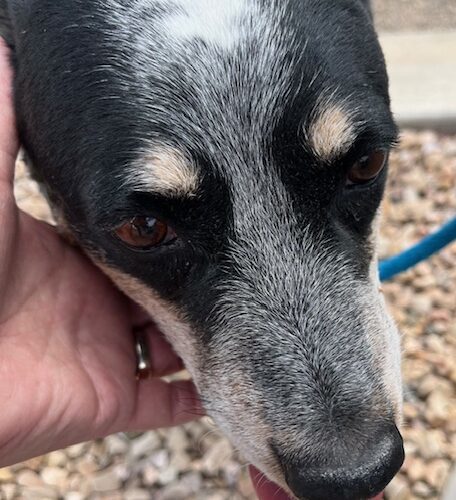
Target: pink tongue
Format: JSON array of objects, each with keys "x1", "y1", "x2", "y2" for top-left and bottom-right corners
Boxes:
[{"x1": 249, "y1": 466, "x2": 384, "y2": 500}]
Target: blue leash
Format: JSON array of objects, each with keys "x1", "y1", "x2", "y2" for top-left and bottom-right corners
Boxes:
[{"x1": 379, "y1": 217, "x2": 456, "y2": 281}]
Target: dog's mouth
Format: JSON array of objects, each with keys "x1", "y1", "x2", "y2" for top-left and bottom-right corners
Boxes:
[{"x1": 249, "y1": 466, "x2": 385, "y2": 500}]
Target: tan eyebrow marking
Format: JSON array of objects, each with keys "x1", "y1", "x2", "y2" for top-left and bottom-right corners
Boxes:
[
  {"x1": 307, "y1": 102, "x2": 357, "y2": 162},
  {"x1": 126, "y1": 147, "x2": 200, "y2": 197}
]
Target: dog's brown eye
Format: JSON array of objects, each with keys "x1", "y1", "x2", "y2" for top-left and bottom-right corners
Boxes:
[
  {"x1": 115, "y1": 216, "x2": 176, "y2": 250},
  {"x1": 347, "y1": 151, "x2": 387, "y2": 185}
]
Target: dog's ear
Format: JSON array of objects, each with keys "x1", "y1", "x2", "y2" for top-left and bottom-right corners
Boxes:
[{"x1": 0, "y1": 0, "x2": 14, "y2": 49}]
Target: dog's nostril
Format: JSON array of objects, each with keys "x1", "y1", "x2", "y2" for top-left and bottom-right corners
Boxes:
[{"x1": 281, "y1": 425, "x2": 404, "y2": 500}]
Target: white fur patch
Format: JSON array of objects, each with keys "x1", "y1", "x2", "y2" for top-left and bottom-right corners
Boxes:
[
  {"x1": 164, "y1": 0, "x2": 248, "y2": 49},
  {"x1": 126, "y1": 147, "x2": 199, "y2": 197}
]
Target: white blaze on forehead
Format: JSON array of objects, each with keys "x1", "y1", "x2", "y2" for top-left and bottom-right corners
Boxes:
[
  {"x1": 164, "y1": 0, "x2": 249, "y2": 49},
  {"x1": 126, "y1": 147, "x2": 200, "y2": 197},
  {"x1": 307, "y1": 101, "x2": 357, "y2": 162}
]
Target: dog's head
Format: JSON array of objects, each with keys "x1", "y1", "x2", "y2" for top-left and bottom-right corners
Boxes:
[{"x1": 8, "y1": 0, "x2": 404, "y2": 498}]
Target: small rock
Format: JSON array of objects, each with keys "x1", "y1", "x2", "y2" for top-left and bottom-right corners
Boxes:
[
  {"x1": 402, "y1": 401, "x2": 419, "y2": 421},
  {"x1": 200, "y1": 491, "x2": 229, "y2": 500},
  {"x1": 167, "y1": 427, "x2": 188, "y2": 452},
  {"x1": 427, "y1": 459, "x2": 451, "y2": 490},
  {"x1": 413, "y1": 274, "x2": 436, "y2": 290},
  {"x1": 150, "y1": 450, "x2": 169, "y2": 470},
  {"x1": 403, "y1": 440, "x2": 418, "y2": 456},
  {"x1": 385, "y1": 474, "x2": 410, "y2": 500},
  {"x1": 91, "y1": 468, "x2": 122, "y2": 492},
  {"x1": 130, "y1": 432, "x2": 162, "y2": 459},
  {"x1": 98, "y1": 494, "x2": 123, "y2": 500},
  {"x1": 65, "y1": 442, "x2": 88, "y2": 459},
  {"x1": 19, "y1": 457, "x2": 45, "y2": 470},
  {"x1": 411, "y1": 295, "x2": 432, "y2": 315},
  {"x1": 405, "y1": 456, "x2": 426, "y2": 483},
  {"x1": 17, "y1": 470, "x2": 43, "y2": 487},
  {"x1": 185, "y1": 421, "x2": 207, "y2": 442},
  {"x1": 106, "y1": 434, "x2": 130, "y2": 456},
  {"x1": 202, "y1": 438, "x2": 232, "y2": 475},
  {"x1": 41, "y1": 467, "x2": 68, "y2": 489},
  {"x1": 124, "y1": 488, "x2": 152, "y2": 500},
  {"x1": 114, "y1": 464, "x2": 131, "y2": 483},
  {"x1": 425, "y1": 334, "x2": 448, "y2": 354},
  {"x1": 66, "y1": 473, "x2": 90, "y2": 494},
  {"x1": 21, "y1": 486, "x2": 59, "y2": 499},
  {"x1": 169, "y1": 450, "x2": 192, "y2": 472},
  {"x1": 412, "y1": 481, "x2": 433, "y2": 498},
  {"x1": 223, "y1": 461, "x2": 241, "y2": 487},
  {"x1": 159, "y1": 484, "x2": 190, "y2": 500},
  {"x1": 179, "y1": 472, "x2": 203, "y2": 493},
  {"x1": 2, "y1": 484, "x2": 17, "y2": 500},
  {"x1": 64, "y1": 493, "x2": 84, "y2": 500},
  {"x1": 425, "y1": 390, "x2": 451, "y2": 426},
  {"x1": 0, "y1": 467, "x2": 14, "y2": 481},
  {"x1": 142, "y1": 464, "x2": 160, "y2": 486},
  {"x1": 46, "y1": 451, "x2": 67, "y2": 468},
  {"x1": 75, "y1": 455, "x2": 100, "y2": 475},
  {"x1": 417, "y1": 374, "x2": 453, "y2": 399},
  {"x1": 159, "y1": 465, "x2": 178, "y2": 485},
  {"x1": 416, "y1": 429, "x2": 447, "y2": 459},
  {"x1": 404, "y1": 359, "x2": 431, "y2": 381},
  {"x1": 239, "y1": 471, "x2": 257, "y2": 498},
  {"x1": 123, "y1": 475, "x2": 142, "y2": 491}
]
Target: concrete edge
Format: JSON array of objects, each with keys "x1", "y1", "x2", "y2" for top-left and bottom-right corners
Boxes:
[
  {"x1": 379, "y1": 30, "x2": 456, "y2": 133},
  {"x1": 395, "y1": 115, "x2": 456, "y2": 134}
]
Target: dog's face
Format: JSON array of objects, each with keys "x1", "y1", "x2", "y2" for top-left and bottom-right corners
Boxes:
[{"x1": 7, "y1": 0, "x2": 404, "y2": 497}]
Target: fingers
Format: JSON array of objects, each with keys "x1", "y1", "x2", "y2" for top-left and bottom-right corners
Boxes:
[
  {"x1": 128, "y1": 378, "x2": 204, "y2": 431},
  {"x1": 130, "y1": 302, "x2": 185, "y2": 377},
  {"x1": 128, "y1": 319, "x2": 201, "y2": 430},
  {"x1": 133, "y1": 321, "x2": 184, "y2": 378},
  {"x1": 146, "y1": 324, "x2": 184, "y2": 377},
  {"x1": 249, "y1": 466, "x2": 292, "y2": 500},
  {"x1": 0, "y1": 37, "x2": 19, "y2": 184}
]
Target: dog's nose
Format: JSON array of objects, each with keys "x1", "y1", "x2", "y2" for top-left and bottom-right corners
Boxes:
[{"x1": 280, "y1": 425, "x2": 404, "y2": 500}]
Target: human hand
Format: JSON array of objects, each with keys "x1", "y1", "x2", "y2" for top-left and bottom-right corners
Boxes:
[{"x1": 0, "y1": 39, "x2": 201, "y2": 467}]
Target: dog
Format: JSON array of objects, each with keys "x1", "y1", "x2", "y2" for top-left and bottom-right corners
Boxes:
[{"x1": 1, "y1": 1, "x2": 405, "y2": 498}]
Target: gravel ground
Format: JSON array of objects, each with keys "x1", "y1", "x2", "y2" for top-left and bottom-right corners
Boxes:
[
  {"x1": 372, "y1": 0, "x2": 456, "y2": 32},
  {"x1": 3, "y1": 129, "x2": 456, "y2": 499}
]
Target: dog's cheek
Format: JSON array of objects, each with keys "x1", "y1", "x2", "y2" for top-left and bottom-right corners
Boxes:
[{"x1": 92, "y1": 263, "x2": 201, "y2": 378}]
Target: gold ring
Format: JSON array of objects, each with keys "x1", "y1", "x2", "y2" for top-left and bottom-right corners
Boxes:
[{"x1": 134, "y1": 330, "x2": 151, "y2": 380}]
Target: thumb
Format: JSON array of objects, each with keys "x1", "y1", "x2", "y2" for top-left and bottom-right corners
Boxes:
[{"x1": 0, "y1": 37, "x2": 19, "y2": 186}]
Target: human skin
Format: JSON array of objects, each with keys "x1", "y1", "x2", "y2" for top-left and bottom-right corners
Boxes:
[{"x1": 0, "y1": 38, "x2": 202, "y2": 468}]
